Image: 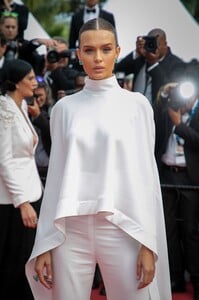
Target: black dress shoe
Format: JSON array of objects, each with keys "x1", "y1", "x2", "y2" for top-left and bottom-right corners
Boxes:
[
  {"x1": 99, "y1": 286, "x2": 106, "y2": 296},
  {"x1": 171, "y1": 280, "x2": 186, "y2": 293}
]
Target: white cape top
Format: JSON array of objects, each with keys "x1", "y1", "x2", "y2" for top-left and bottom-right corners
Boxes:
[{"x1": 26, "y1": 75, "x2": 171, "y2": 300}]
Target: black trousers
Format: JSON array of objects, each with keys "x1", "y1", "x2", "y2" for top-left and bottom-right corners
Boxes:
[
  {"x1": 161, "y1": 168, "x2": 199, "y2": 284},
  {"x1": 0, "y1": 199, "x2": 41, "y2": 300}
]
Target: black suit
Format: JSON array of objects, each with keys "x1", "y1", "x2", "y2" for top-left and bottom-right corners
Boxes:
[
  {"x1": 115, "y1": 48, "x2": 182, "y2": 104},
  {"x1": 154, "y1": 96, "x2": 199, "y2": 290},
  {"x1": 69, "y1": 7, "x2": 115, "y2": 49}
]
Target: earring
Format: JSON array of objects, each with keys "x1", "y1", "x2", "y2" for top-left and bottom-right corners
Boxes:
[
  {"x1": 114, "y1": 58, "x2": 118, "y2": 64},
  {"x1": 79, "y1": 60, "x2": 83, "y2": 65}
]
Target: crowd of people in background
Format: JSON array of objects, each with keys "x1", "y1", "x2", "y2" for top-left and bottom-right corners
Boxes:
[{"x1": 0, "y1": 0, "x2": 199, "y2": 300}]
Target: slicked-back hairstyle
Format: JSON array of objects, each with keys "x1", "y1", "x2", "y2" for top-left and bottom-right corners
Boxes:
[{"x1": 78, "y1": 17, "x2": 119, "y2": 47}]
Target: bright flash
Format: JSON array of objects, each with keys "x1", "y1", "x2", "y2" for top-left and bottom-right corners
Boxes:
[{"x1": 179, "y1": 81, "x2": 195, "y2": 99}]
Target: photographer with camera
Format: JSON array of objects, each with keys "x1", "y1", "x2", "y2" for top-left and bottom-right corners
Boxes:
[
  {"x1": 154, "y1": 60, "x2": 199, "y2": 299},
  {"x1": 115, "y1": 28, "x2": 183, "y2": 104},
  {"x1": 0, "y1": 14, "x2": 59, "y2": 74},
  {"x1": 44, "y1": 36, "x2": 79, "y2": 102}
]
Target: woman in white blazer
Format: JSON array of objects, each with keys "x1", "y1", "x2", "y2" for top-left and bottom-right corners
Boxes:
[{"x1": 0, "y1": 59, "x2": 42, "y2": 299}]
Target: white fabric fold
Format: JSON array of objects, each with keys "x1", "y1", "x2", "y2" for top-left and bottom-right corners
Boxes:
[{"x1": 26, "y1": 75, "x2": 171, "y2": 300}]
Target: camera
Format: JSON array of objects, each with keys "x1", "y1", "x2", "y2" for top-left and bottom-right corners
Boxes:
[
  {"x1": 167, "y1": 82, "x2": 195, "y2": 110},
  {"x1": 143, "y1": 36, "x2": 158, "y2": 53},
  {"x1": 47, "y1": 49, "x2": 76, "y2": 63}
]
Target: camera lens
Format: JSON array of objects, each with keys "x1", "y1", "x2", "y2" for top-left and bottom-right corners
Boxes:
[
  {"x1": 143, "y1": 36, "x2": 158, "y2": 53},
  {"x1": 47, "y1": 50, "x2": 60, "y2": 63}
]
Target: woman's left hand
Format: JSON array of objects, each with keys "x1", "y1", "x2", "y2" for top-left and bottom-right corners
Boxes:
[{"x1": 136, "y1": 245, "x2": 155, "y2": 289}]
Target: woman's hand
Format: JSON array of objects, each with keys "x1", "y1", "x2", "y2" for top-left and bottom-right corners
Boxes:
[
  {"x1": 34, "y1": 251, "x2": 53, "y2": 289},
  {"x1": 136, "y1": 245, "x2": 155, "y2": 289},
  {"x1": 28, "y1": 100, "x2": 41, "y2": 119},
  {"x1": 19, "y1": 202, "x2": 38, "y2": 228}
]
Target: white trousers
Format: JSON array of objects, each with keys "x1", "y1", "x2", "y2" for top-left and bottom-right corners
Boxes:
[{"x1": 51, "y1": 214, "x2": 151, "y2": 300}]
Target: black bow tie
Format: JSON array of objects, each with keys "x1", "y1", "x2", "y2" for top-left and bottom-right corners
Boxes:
[{"x1": 86, "y1": 8, "x2": 96, "y2": 13}]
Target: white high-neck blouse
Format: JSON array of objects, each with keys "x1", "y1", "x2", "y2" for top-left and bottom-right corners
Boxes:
[{"x1": 26, "y1": 75, "x2": 171, "y2": 300}]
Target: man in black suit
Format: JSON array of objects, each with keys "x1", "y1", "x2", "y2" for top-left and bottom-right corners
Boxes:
[
  {"x1": 68, "y1": 0, "x2": 115, "y2": 49},
  {"x1": 115, "y1": 28, "x2": 183, "y2": 105},
  {"x1": 154, "y1": 61, "x2": 199, "y2": 300}
]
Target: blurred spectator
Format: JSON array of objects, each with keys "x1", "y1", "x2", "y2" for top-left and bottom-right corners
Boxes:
[
  {"x1": 0, "y1": 14, "x2": 58, "y2": 74},
  {"x1": 75, "y1": 71, "x2": 87, "y2": 91},
  {"x1": 57, "y1": 70, "x2": 87, "y2": 99},
  {"x1": 0, "y1": 0, "x2": 29, "y2": 39},
  {"x1": 27, "y1": 78, "x2": 53, "y2": 186},
  {"x1": 44, "y1": 36, "x2": 79, "y2": 102},
  {"x1": 68, "y1": 0, "x2": 115, "y2": 49},
  {"x1": 115, "y1": 28, "x2": 183, "y2": 104},
  {"x1": 154, "y1": 60, "x2": 199, "y2": 298}
]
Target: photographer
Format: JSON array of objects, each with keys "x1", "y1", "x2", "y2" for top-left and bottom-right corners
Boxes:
[
  {"x1": 115, "y1": 28, "x2": 183, "y2": 104},
  {"x1": 154, "y1": 60, "x2": 199, "y2": 298},
  {"x1": 44, "y1": 36, "x2": 79, "y2": 102},
  {"x1": 27, "y1": 79, "x2": 53, "y2": 187},
  {"x1": 0, "y1": 14, "x2": 58, "y2": 74}
]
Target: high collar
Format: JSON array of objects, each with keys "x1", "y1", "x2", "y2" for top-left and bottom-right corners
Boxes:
[{"x1": 84, "y1": 75, "x2": 119, "y2": 93}]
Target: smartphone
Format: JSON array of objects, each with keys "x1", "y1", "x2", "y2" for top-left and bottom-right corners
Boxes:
[{"x1": 25, "y1": 96, "x2": 34, "y2": 106}]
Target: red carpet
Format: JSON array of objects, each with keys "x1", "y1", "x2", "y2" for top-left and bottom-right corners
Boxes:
[{"x1": 91, "y1": 282, "x2": 194, "y2": 300}]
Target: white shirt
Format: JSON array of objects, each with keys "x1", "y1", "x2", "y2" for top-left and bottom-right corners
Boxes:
[{"x1": 84, "y1": 4, "x2": 99, "y2": 23}]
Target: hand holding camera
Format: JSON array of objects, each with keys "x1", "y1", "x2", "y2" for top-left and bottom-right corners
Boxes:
[
  {"x1": 161, "y1": 81, "x2": 195, "y2": 111},
  {"x1": 136, "y1": 35, "x2": 159, "y2": 65},
  {"x1": 136, "y1": 36, "x2": 145, "y2": 56}
]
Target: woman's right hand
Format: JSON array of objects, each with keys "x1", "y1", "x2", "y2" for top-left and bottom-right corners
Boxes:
[
  {"x1": 34, "y1": 251, "x2": 53, "y2": 289},
  {"x1": 19, "y1": 201, "x2": 38, "y2": 228}
]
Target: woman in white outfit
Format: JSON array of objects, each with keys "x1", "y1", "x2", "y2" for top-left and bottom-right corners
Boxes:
[
  {"x1": 26, "y1": 18, "x2": 171, "y2": 300},
  {"x1": 0, "y1": 59, "x2": 42, "y2": 299}
]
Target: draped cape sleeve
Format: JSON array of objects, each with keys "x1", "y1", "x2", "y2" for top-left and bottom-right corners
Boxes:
[{"x1": 26, "y1": 76, "x2": 171, "y2": 300}]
